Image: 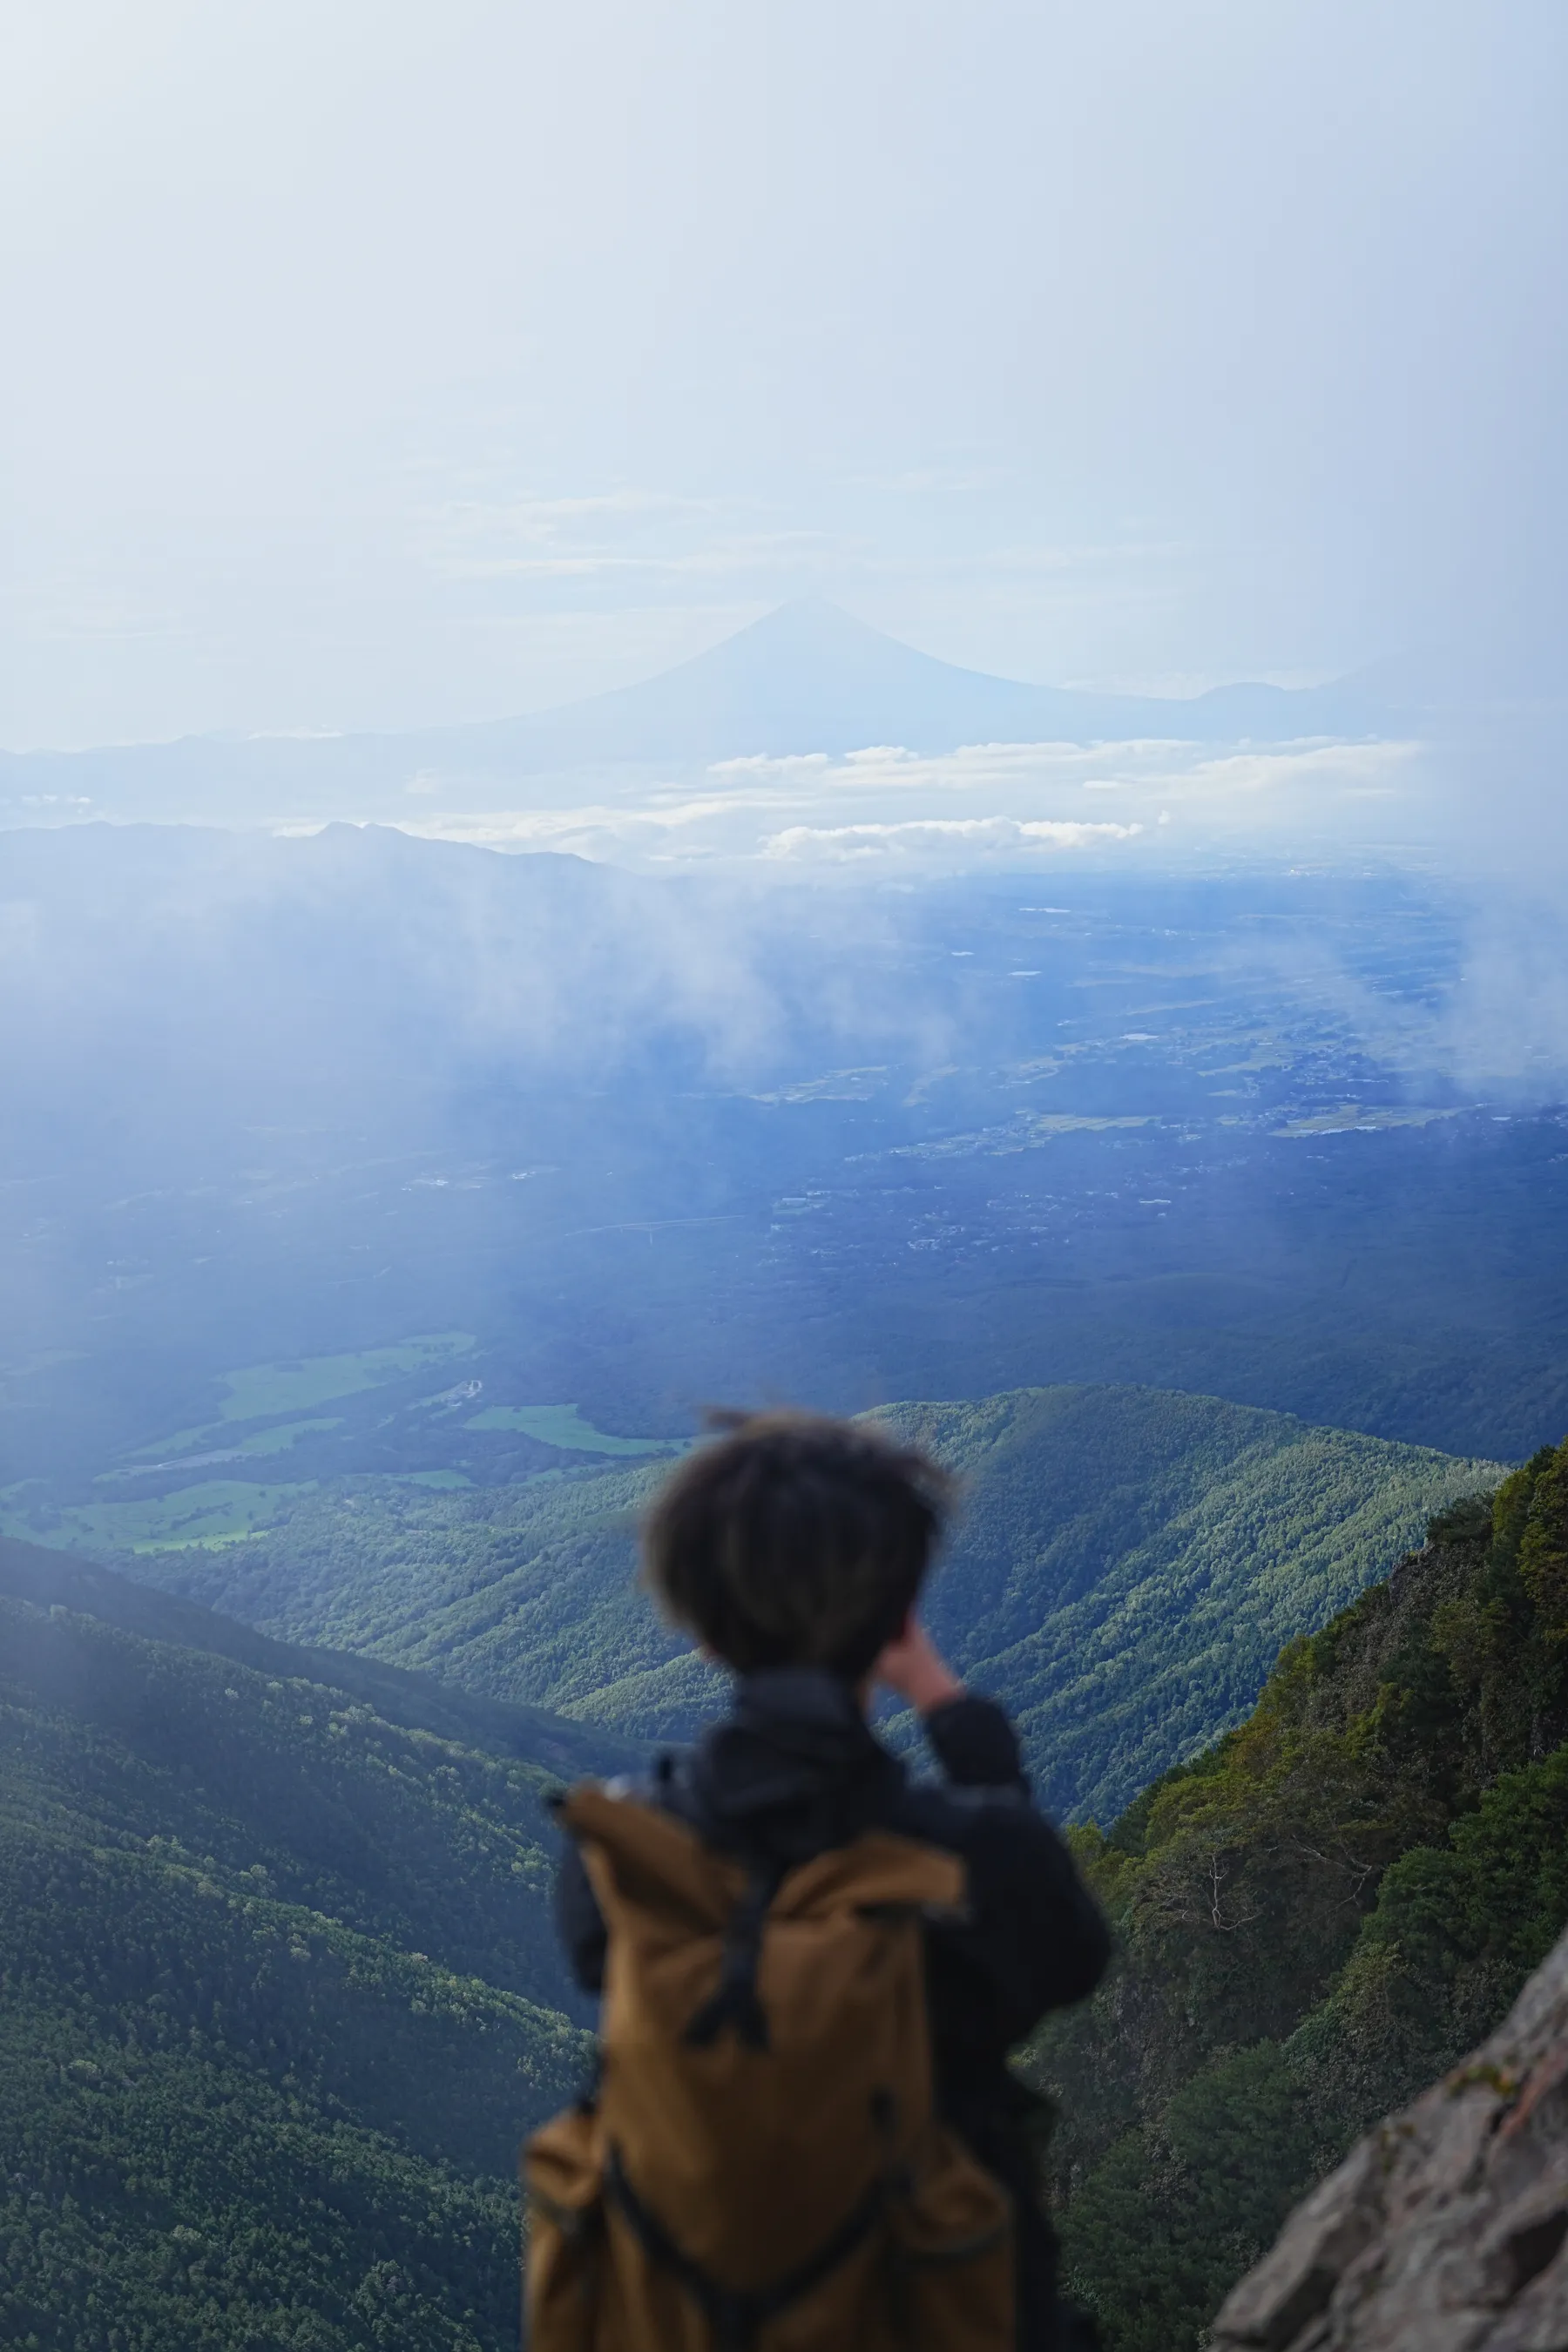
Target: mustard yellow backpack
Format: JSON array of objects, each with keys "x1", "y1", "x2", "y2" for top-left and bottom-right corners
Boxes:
[{"x1": 524, "y1": 1780, "x2": 1013, "y2": 2352}]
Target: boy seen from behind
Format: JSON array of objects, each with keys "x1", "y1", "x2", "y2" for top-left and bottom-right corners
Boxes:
[{"x1": 527, "y1": 1410, "x2": 1110, "y2": 2351}]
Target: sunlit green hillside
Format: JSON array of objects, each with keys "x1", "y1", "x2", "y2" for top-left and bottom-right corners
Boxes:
[
  {"x1": 879, "y1": 1386, "x2": 1503, "y2": 1818},
  {"x1": 117, "y1": 1383, "x2": 1500, "y2": 1821}
]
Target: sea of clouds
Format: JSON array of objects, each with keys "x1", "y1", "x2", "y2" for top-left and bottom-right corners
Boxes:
[{"x1": 394, "y1": 734, "x2": 1423, "y2": 870}]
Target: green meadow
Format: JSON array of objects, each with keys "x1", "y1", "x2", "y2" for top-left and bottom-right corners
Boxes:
[
  {"x1": 214, "y1": 1334, "x2": 474, "y2": 1422},
  {"x1": 0, "y1": 1480, "x2": 315, "y2": 1555},
  {"x1": 464, "y1": 1402, "x2": 677, "y2": 1455},
  {"x1": 225, "y1": 1416, "x2": 344, "y2": 1456},
  {"x1": 127, "y1": 1334, "x2": 476, "y2": 1459}
]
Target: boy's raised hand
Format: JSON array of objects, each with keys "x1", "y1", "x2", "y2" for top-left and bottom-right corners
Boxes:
[{"x1": 872, "y1": 1617, "x2": 965, "y2": 1714}]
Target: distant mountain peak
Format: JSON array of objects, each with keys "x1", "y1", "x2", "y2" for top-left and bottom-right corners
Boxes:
[
  {"x1": 0, "y1": 598, "x2": 1396, "y2": 821},
  {"x1": 625, "y1": 593, "x2": 1004, "y2": 700}
]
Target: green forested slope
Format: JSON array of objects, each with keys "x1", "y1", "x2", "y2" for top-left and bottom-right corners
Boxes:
[
  {"x1": 879, "y1": 1386, "x2": 1502, "y2": 1818},
  {"x1": 0, "y1": 1574, "x2": 598, "y2": 2351},
  {"x1": 129, "y1": 1386, "x2": 1499, "y2": 1820},
  {"x1": 1, "y1": 1408, "x2": 1551, "y2": 2350},
  {"x1": 122, "y1": 1462, "x2": 700, "y2": 1726},
  {"x1": 0, "y1": 1533, "x2": 645, "y2": 1779},
  {"x1": 1027, "y1": 1431, "x2": 1568, "y2": 2352}
]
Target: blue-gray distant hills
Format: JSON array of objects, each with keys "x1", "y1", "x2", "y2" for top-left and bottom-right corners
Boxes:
[
  {"x1": 429, "y1": 595, "x2": 1395, "y2": 762},
  {"x1": 0, "y1": 598, "x2": 1402, "y2": 828}
]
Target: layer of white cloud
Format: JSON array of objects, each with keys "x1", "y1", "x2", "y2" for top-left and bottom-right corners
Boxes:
[
  {"x1": 761, "y1": 816, "x2": 1143, "y2": 863},
  {"x1": 395, "y1": 733, "x2": 1426, "y2": 872}
]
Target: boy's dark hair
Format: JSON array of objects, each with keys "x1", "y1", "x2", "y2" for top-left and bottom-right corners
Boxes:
[{"x1": 642, "y1": 1409, "x2": 952, "y2": 1680}]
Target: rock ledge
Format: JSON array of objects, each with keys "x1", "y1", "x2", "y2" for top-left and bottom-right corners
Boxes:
[{"x1": 1213, "y1": 1928, "x2": 1568, "y2": 2352}]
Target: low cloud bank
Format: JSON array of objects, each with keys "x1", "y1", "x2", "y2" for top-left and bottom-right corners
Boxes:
[
  {"x1": 761, "y1": 815, "x2": 1144, "y2": 862},
  {"x1": 396, "y1": 733, "x2": 1423, "y2": 870}
]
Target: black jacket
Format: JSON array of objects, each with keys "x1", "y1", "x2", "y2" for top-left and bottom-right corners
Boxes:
[{"x1": 555, "y1": 1667, "x2": 1111, "y2": 2351}]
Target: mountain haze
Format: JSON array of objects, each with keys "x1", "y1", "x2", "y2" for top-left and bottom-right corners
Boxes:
[
  {"x1": 440, "y1": 597, "x2": 1394, "y2": 765},
  {"x1": 0, "y1": 600, "x2": 1396, "y2": 830}
]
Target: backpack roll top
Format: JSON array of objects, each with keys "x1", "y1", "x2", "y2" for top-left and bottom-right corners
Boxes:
[{"x1": 524, "y1": 1780, "x2": 1015, "y2": 2352}]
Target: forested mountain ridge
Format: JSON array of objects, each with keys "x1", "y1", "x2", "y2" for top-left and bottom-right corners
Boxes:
[
  {"x1": 0, "y1": 1564, "x2": 605, "y2": 2351},
  {"x1": 131, "y1": 1383, "x2": 1502, "y2": 1821},
  {"x1": 0, "y1": 1403, "x2": 1531, "y2": 2348},
  {"x1": 875, "y1": 1385, "x2": 1501, "y2": 1818},
  {"x1": 1029, "y1": 1429, "x2": 1568, "y2": 2352},
  {"x1": 0, "y1": 1533, "x2": 645, "y2": 1779}
]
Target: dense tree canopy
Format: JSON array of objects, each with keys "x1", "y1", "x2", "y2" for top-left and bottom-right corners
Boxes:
[
  {"x1": 3, "y1": 1409, "x2": 1561, "y2": 2350},
  {"x1": 0, "y1": 1591, "x2": 592, "y2": 2350},
  {"x1": 1028, "y1": 1432, "x2": 1568, "y2": 2351}
]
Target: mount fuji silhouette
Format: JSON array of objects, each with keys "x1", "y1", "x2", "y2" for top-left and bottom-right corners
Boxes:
[
  {"x1": 1, "y1": 598, "x2": 1395, "y2": 826},
  {"x1": 439, "y1": 595, "x2": 1387, "y2": 768}
]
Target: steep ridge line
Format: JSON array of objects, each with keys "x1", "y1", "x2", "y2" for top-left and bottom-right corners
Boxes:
[{"x1": 1025, "y1": 1432, "x2": 1568, "y2": 2349}]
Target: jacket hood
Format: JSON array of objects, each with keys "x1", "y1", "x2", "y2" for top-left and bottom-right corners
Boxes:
[{"x1": 683, "y1": 1666, "x2": 905, "y2": 1863}]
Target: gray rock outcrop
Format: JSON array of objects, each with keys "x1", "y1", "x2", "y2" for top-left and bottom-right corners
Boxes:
[{"x1": 1213, "y1": 1927, "x2": 1568, "y2": 2351}]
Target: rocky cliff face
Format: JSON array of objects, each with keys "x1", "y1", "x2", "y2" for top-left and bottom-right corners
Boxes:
[{"x1": 1213, "y1": 1922, "x2": 1568, "y2": 2351}]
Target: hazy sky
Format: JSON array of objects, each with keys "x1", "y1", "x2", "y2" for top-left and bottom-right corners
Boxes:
[{"x1": 4, "y1": 0, "x2": 1565, "y2": 747}]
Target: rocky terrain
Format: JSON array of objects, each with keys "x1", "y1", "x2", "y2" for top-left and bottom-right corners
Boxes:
[{"x1": 1215, "y1": 1923, "x2": 1568, "y2": 2350}]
